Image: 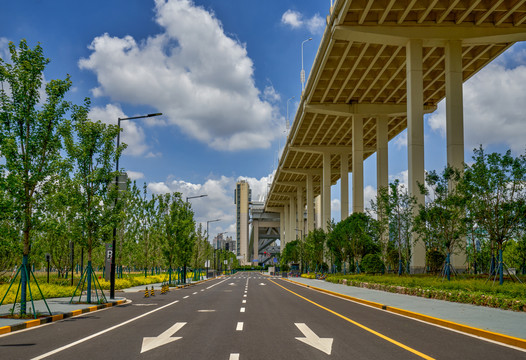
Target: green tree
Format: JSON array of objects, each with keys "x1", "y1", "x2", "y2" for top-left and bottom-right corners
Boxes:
[
  {"x1": 0, "y1": 40, "x2": 72, "y2": 314},
  {"x1": 371, "y1": 180, "x2": 415, "y2": 275},
  {"x1": 280, "y1": 240, "x2": 301, "y2": 267},
  {"x1": 414, "y1": 167, "x2": 466, "y2": 280},
  {"x1": 63, "y1": 99, "x2": 121, "y2": 302},
  {"x1": 162, "y1": 193, "x2": 196, "y2": 284},
  {"x1": 462, "y1": 147, "x2": 526, "y2": 284},
  {"x1": 304, "y1": 228, "x2": 326, "y2": 272}
]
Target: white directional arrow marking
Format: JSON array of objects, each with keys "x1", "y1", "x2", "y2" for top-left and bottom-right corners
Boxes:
[
  {"x1": 141, "y1": 322, "x2": 186, "y2": 353},
  {"x1": 294, "y1": 323, "x2": 333, "y2": 355}
]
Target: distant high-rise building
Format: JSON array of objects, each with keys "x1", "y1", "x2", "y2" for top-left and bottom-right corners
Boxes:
[{"x1": 234, "y1": 180, "x2": 251, "y2": 264}]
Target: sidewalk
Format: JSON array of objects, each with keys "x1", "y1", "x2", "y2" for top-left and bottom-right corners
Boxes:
[{"x1": 283, "y1": 277, "x2": 526, "y2": 341}]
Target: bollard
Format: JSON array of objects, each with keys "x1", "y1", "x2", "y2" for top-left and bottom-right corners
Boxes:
[
  {"x1": 150, "y1": 287, "x2": 155, "y2": 297},
  {"x1": 144, "y1": 287, "x2": 149, "y2": 298}
]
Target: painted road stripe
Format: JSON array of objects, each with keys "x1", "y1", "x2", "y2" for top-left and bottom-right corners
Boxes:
[
  {"x1": 242, "y1": 300, "x2": 246, "y2": 304},
  {"x1": 230, "y1": 354, "x2": 240, "y2": 360},
  {"x1": 284, "y1": 279, "x2": 526, "y2": 351},
  {"x1": 30, "y1": 300, "x2": 180, "y2": 360},
  {"x1": 183, "y1": 296, "x2": 189, "y2": 299},
  {"x1": 206, "y1": 278, "x2": 228, "y2": 290},
  {"x1": 270, "y1": 279, "x2": 435, "y2": 360},
  {"x1": 243, "y1": 294, "x2": 247, "y2": 297},
  {"x1": 240, "y1": 307, "x2": 245, "y2": 313},
  {"x1": 193, "y1": 292, "x2": 198, "y2": 295},
  {"x1": 236, "y1": 322, "x2": 244, "y2": 331}
]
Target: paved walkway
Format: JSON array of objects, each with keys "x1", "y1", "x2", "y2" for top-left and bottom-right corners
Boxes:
[{"x1": 285, "y1": 277, "x2": 526, "y2": 340}]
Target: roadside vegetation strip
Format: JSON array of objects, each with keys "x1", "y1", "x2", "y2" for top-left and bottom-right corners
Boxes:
[
  {"x1": 0, "y1": 299, "x2": 126, "y2": 335},
  {"x1": 284, "y1": 278, "x2": 526, "y2": 350},
  {"x1": 270, "y1": 279, "x2": 435, "y2": 360},
  {"x1": 303, "y1": 274, "x2": 526, "y2": 312}
]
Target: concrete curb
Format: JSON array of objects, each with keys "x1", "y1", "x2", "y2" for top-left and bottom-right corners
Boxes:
[
  {"x1": 0, "y1": 299, "x2": 126, "y2": 335},
  {"x1": 283, "y1": 278, "x2": 526, "y2": 350}
]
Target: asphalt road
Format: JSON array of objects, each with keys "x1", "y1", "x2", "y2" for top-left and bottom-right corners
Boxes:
[{"x1": 0, "y1": 273, "x2": 524, "y2": 360}]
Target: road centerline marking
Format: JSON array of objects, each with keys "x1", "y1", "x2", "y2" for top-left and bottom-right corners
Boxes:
[{"x1": 270, "y1": 279, "x2": 435, "y2": 360}]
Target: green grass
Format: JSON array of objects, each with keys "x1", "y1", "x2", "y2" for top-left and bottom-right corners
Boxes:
[{"x1": 301, "y1": 273, "x2": 526, "y2": 311}]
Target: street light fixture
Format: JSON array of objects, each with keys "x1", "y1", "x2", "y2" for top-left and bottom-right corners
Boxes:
[
  {"x1": 110, "y1": 112, "x2": 162, "y2": 300},
  {"x1": 186, "y1": 194, "x2": 207, "y2": 203},
  {"x1": 301, "y1": 38, "x2": 313, "y2": 92}
]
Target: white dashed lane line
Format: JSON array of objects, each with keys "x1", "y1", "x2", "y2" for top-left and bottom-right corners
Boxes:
[
  {"x1": 240, "y1": 307, "x2": 245, "y2": 313},
  {"x1": 236, "y1": 322, "x2": 244, "y2": 331}
]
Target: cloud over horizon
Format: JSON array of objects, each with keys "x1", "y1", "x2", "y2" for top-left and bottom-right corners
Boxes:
[{"x1": 79, "y1": 0, "x2": 283, "y2": 152}]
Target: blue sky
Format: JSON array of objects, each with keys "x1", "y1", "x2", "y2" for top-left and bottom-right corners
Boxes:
[{"x1": 3, "y1": 0, "x2": 526, "y2": 236}]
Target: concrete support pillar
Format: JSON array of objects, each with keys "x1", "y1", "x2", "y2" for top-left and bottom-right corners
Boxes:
[
  {"x1": 283, "y1": 204, "x2": 289, "y2": 248},
  {"x1": 376, "y1": 117, "x2": 389, "y2": 192},
  {"x1": 445, "y1": 40, "x2": 464, "y2": 172},
  {"x1": 352, "y1": 116, "x2": 364, "y2": 213},
  {"x1": 376, "y1": 116, "x2": 389, "y2": 257},
  {"x1": 289, "y1": 197, "x2": 296, "y2": 242},
  {"x1": 253, "y1": 220, "x2": 259, "y2": 263},
  {"x1": 306, "y1": 174, "x2": 314, "y2": 233},
  {"x1": 322, "y1": 152, "x2": 332, "y2": 230},
  {"x1": 296, "y1": 186, "x2": 304, "y2": 236},
  {"x1": 407, "y1": 39, "x2": 426, "y2": 273},
  {"x1": 315, "y1": 195, "x2": 322, "y2": 229},
  {"x1": 446, "y1": 40, "x2": 467, "y2": 271},
  {"x1": 340, "y1": 152, "x2": 349, "y2": 220},
  {"x1": 279, "y1": 208, "x2": 285, "y2": 252}
]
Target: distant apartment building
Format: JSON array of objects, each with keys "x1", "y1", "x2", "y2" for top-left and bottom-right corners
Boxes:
[{"x1": 234, "y1": 180, "x2": 251, "y2": 265}]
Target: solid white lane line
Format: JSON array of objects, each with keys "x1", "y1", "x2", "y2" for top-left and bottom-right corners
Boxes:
[
  {"x1": 240, "y1": 307, "x2": 245, "y2": 313},
  {"x1": 230, "y1": 354, "x2": 240, "y2": 360},
  {"x1": 236, "y1": 322, "x2": 244, "y2": 331},
  {"x1": 31, "y1": 300, "x2": 180, "y2": 360},
  {"x1": 206, "y1": 278, "x2": 229, "y2": 290}
]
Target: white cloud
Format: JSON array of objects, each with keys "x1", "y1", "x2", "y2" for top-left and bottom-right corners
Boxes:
[
  {"x1": 306, "y1": 14, "x2": 325, "y2": 34},
  {"x1": 88, "y1": 104, "x2": 151, "y2": 156},
  {"x1": 79, "y1": 0, "x2": 282, "y2": 151},
  {"x1": 331, "y1": 198, "x2": 340, "y2": 212},
  {"x1": 364, "y1": 185, "x2": 376, "y2": 210},
  {"x1": 147, "y1": 172, "x2": 274, "y2": 237},
  {"x1": 237, "y1": 172, "x2": 274, "y2": 202},
  {"x1": 281, "y1": 10, "x2": 325, "y2": 34},
  {"x1": 392, "y1": 130, "x2": 407, "y2": 149},
  {"x1": 281, "y1": 10, "x2": 303, "y2": 28},
  {"x1": 389, "y1": 170, "x2": 409, "y2": 189},
  {"x1": 427, "y1": 63, "x2": 526, "y2": 154},
  {"x1": 127, "y1": 171, "x2": 144, "y2": 180},
  {"x1": 263, "y1": 85, "x2": 280, "y2": 103}
]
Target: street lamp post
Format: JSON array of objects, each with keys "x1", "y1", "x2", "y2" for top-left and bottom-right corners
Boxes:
[
  {"x1": 301, "y1": 38, "x2": 313, "y2": 92},
  {"x1": 110, "y1": 112, "x2": 162, "y2": 300},
  {"x1": 184, "y1": 194, "x2": 206, "y2": 284}
]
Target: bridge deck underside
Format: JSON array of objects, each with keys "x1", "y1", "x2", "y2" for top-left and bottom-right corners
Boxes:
[{"x1": 266, "y1": 0, "x2": 526, "y2": 209}]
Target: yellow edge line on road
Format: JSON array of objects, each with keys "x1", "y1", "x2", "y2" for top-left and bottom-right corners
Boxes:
[
  {"x1": 270, "y1": 279, "x2": 435, "y2": 360},
  {"x1": 284, "y1": 278, "x2": 526, "y2": 350}
]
